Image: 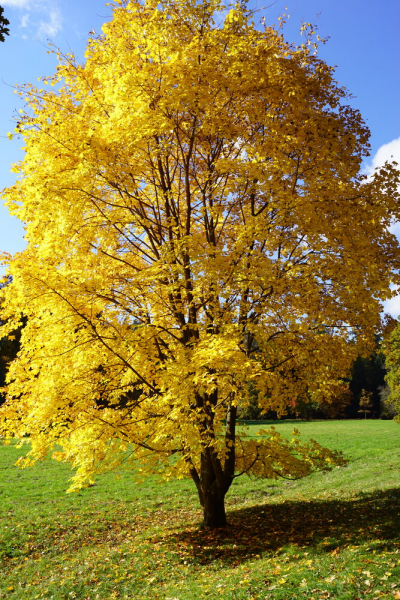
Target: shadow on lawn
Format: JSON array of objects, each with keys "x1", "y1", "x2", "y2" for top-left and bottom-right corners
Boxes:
[{"x1": 157, "y1": 487, "x2": 400, "y2": 565}]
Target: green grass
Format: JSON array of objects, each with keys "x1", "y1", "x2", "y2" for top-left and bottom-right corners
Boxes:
[{"x1": 1, "y1": 420, "x2": 400, "y2": 600}]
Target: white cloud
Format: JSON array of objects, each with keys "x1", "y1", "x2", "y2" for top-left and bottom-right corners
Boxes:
[
  {"x1": 37, "y1": 7, "x2": 62, "y2": 38},
  {"x1": 367, "y1": 137, "x2": 400, "y2": 318},
  {"x1": 1, "y1": 0, "x2": 32, "y2": 7},
  {"x1": 388, "y1": 221, "x2": 400, "y2": 238},
  {"x1": 365, "y1": 138, "x2": 400, "y2": 238},
  {"x1": 383, "y1": 295, "x2": 400, "y2": 319},
  {"x1": 364, "y1": 136, "x2": 400, "y2": 177},
  {"x1": 3, "y1": 0, "x2": 63, "y2": 38},
  {"x1": 20, "y1": 13, "x2": 29, "y2": 27}
]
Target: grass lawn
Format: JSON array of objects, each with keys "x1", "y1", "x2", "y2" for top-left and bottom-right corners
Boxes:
[{"x1": 1, "y1": 419, "x2": 400, "y2": 600}]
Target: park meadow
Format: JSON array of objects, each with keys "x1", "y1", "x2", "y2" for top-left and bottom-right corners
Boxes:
[{"x1": 1, "y1": 419, "x2": 400, "y2": 600}]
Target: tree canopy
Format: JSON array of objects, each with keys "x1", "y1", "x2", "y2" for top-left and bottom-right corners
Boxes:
[{"x1": 1, "y1": 0, "x2": 400, "y2": 527}]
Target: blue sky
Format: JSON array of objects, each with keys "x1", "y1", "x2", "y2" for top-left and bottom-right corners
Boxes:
[{"x1": 0, "y1": 0, "x2": 400, "y2": 311}]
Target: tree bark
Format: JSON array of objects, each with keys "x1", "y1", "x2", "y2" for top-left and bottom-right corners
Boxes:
[
  {"x1": 202, "y1": 486, "x2": 227, "y2": 528},
  {"x1": 191, "y1": 446, "x2": 233, "y2": 528}
]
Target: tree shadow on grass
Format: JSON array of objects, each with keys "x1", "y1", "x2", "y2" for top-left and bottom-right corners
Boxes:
[{"x1": 155, "y1": 487, "x2": 400, "y2": 566}]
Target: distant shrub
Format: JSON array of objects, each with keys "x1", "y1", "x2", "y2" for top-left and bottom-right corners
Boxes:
[{"x1": 379, "y1": 385, "x2": 397, "y2": 420}]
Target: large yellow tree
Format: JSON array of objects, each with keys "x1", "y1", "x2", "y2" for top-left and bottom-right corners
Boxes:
[{"x1": 1, "y1": 0, "x2": 400, "y2": 528}]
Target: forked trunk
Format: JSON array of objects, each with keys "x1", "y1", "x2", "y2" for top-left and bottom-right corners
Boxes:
[
  {"x1": 202, "y1": 486, "x2": 227, "y2": 528},
  {"x1": 188, "y1": 402, "x2": 236, "y2": 529},
  {"x1": 190, "y1": 447, "x2": 233, "y2": 529}
]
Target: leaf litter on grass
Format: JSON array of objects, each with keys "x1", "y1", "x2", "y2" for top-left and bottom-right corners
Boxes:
[{"x1": 2, "y1": 421, "x2": 400, "y2": 599}]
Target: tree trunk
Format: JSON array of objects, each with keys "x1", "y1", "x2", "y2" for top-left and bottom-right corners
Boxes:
[
  {"x1": 202, "y1": 486, "x2": 227, "y2": 528},
  {"x1": 190, "y1": 449, "x2": 232, "y2": 529},
  {"x1": 195, "y1": 447, "x2": 233, "y2": 528},
  {"x1": 188, "y1": 400, "x2": 236, "y2": 529}
]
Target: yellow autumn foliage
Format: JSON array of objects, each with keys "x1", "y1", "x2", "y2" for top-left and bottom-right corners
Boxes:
[{"x1": 1, "y1": 0, "x2": 400, "y2": 526}]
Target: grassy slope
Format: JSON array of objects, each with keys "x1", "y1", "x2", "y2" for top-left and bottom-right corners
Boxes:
[{"x1": 1, "y1": 420, "x2": 400, "y2": 600}]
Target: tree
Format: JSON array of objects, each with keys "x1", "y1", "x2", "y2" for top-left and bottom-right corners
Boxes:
[
  {"x1": 1, "y1": 0, "x2": 400, "y2": 528},
  {"x1": 0, "y1": 6, "x2": 9, "y2": 42},
  {"x1": 349, "y1": 352, "x2": 386, "y2": 418},
  {"x1": 378, "y1": 384, "x2": 397, "y2": 419},
  {"x1": 348, "y1": 314, "x2": 397, "y2": 418},
  {"x1": 357, "y1": 389, "x2": 373, "y2": 419},
  {"x1": 292, "y1": 382, "x2": 353, "y2": 420}
]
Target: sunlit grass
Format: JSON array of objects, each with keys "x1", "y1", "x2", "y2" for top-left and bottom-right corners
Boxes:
[{"x1": 1, "y1": 419, "x2": 400, "y2": 599}]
